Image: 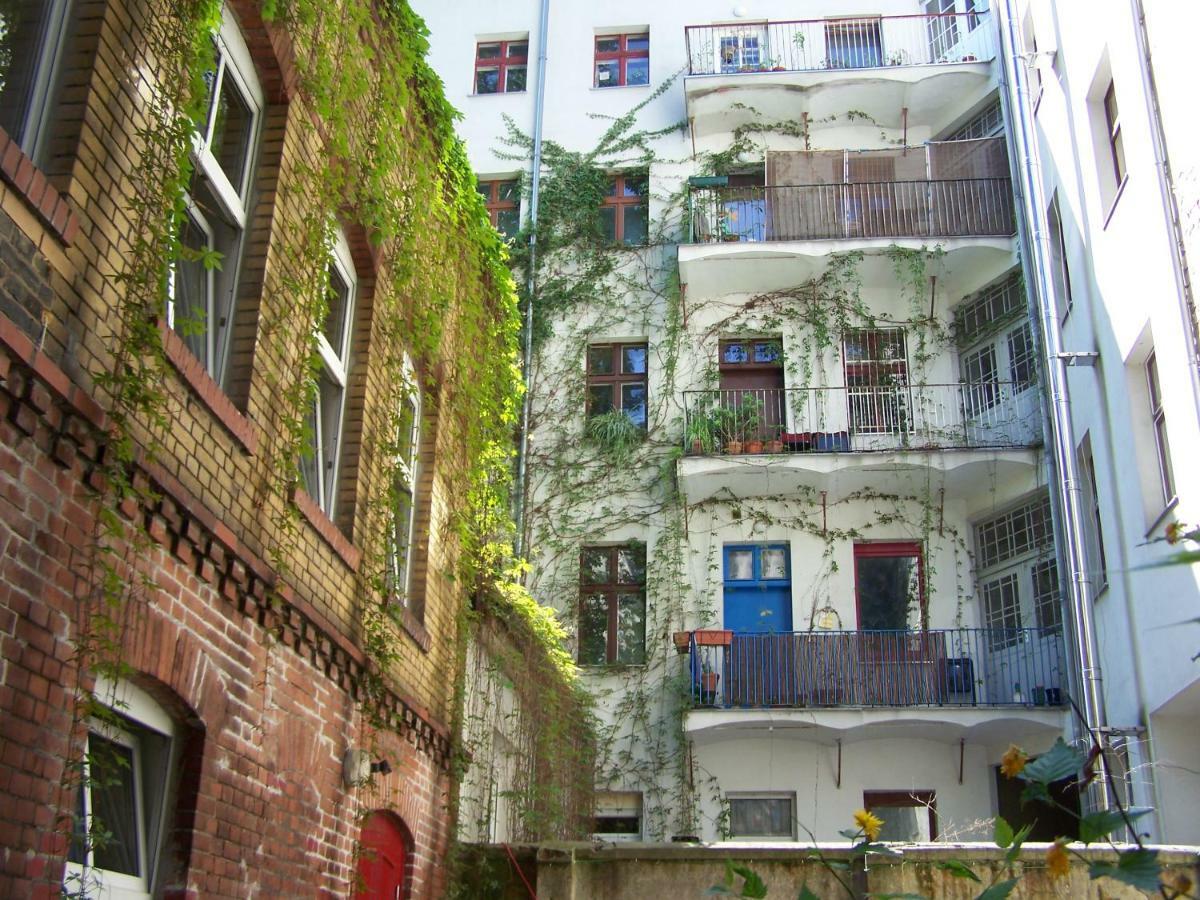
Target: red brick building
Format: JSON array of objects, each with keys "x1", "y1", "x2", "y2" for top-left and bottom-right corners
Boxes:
[{"x1": 0, "y1": 1, "x2": 528, "y2": 896}]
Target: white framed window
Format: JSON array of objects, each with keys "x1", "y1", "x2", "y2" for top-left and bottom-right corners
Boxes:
[
  {"x1": 593, "y1": 791, "x2": 642, "y2": 842},
  {"x1": 167, "y1": 8, "x2": 263, "y2": 383},
  {"x1": 974, "y1": 492, "x2": 1060, "y2": 645},
  {"x1": 0, "y1": 0, "x2": 75, "y2": 166},
  {"x1": 388, "y1": 357, "x2": 421, "y2": 604},
  {"x1": 955, "y1": 271, "x2": 1036, "y2": 414},
  {"x1": 982, "y1": 573, "x2": 1021, "y2": 648},
  {"x1": 1077, "y1": 433, "x2": 1108, "y2": 593},
  {"x1": 64, "y1": 678, "x2": 178, "y2": 900},
  {"x1": 727, "y1": 793, "x2": 795, "y2": 840},
  {"x1": 1032, "y1": 558, "x2": 1061, "y2": 634},
  {"x1": 300, "y1": 231, "x2": 356, "y2": 515}
]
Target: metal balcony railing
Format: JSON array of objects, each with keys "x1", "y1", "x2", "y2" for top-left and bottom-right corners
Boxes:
[
  {"x1": 684, "y1": 12, "x2": 996, "y2": 77},
  {"x1": 688, "y1": 628, "x2": 1067, "y2": 710},
  {"x1": 682, "y1": 383, "x2": 1041, "y2": 455},
  {"x1": 689, "y1": 179, "x2": 1015, "y2": 243}
]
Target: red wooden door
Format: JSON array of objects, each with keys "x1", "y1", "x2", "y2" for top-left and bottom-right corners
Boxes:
[{"x1": 354, "y1": 812, "x2": 409, "y2": 900}]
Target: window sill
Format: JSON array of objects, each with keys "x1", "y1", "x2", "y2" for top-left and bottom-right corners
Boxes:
[
  {"x1": 470, "y1": 90, "x2": 528, "y2": 98},
  {"x1": 0, "y1": 127, "x2": 79, "y2": 246},
  {"x1": 1102, "y1": 176, "x2": 1129, "y2": 230},
  {"x1": 1145, "y1": 495, "x2": 1179, "y2": 539},
  {"x1": 592, "y1": 84, "x2": 651, "y2": 91},
  {"x1": 159, "y1": 322, "x2": 259, "y2": 455},
  {"x1": 291, "y1": 485, "x2": 362, "y2": 572},
  {"x1": 392, "y1": 602, "x2": 431, "y2": 652},
  {"x1": 580, "y1": 662, "x2": 648, "y2": 672}
]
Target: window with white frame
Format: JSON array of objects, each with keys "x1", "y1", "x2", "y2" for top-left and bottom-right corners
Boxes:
[
  {"x1": 974, "y1": 492, "x2": 1060, "y2": 646},
  {"x1": 300, "y1": 232, "x2": 356, "y2": 515},
  {"x1": 1077, "y1": 433, "x2": 1108, "y2": 593},
  {"x1": 168, "y1": 10, "x2": 263, "y2": 383},
  {"x1": 1047, "y1": 195, "x2": 1073, "y2": 322},
  {"x1": 0, "y1": 0, "x2": 75, "y2": 167},
  {"x1": 64, "y1": 678, "x2": 178, "y2": 899},
  {"x1": 388, "y1": 359, "x2": 421, "y2": 606},
  {"x1": 945, "y1": 100, "x2": 1003, "y2": 142},
  {"x1": 727, "y1": 793, "x2": 795, "y2": 839},
  {"x1": 1145, "y1": 351, "x2": 1175, "y2": 508},
  {"x1": 593, "y1": 792, "x2": 642, "y2": 842},
  {"x1": 955, "y1": 270, "x2": 1036, "y2": 412}
]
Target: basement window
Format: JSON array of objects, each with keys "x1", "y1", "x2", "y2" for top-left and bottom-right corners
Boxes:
[
  {"x1": 727, "y1": 793, "x2": 795, "y2": 840},
  {"x1": 862, "y1": 790, "x2": 938, "y2": 841},
  {"x1": 594, "y1": 792, "x2": 643, "y2": 841}
]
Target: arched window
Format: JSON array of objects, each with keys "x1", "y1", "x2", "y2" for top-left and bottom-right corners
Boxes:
[
  {"x1": 168, "y1": 6, "x2": 264, "y2": 383},
  {"x1": 64, "y1": 677, "x2": 179, "y2": 899}
]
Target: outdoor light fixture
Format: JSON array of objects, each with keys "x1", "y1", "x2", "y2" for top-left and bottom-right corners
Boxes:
[{"x1": 342, "y1": 749, "x2": 393, "y2": 787}]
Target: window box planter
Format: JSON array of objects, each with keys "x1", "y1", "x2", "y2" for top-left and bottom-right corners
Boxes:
[
  {"x1": 672, "y1": 631, "x2": 692, "y2": 654},
  {"x1": 694, "y1": 629, "x2": 733, "y2": 647}
]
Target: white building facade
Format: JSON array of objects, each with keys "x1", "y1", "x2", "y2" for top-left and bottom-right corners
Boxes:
[{"x1": 416, "y1": 0, "x2": 1199, "y2": 844}]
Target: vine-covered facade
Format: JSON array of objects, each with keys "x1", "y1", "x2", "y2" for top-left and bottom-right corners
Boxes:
[
  {"x1": 417, "y1": 0, "x2": 1096, "y2": 846},
  {"x1": 0, "y1": 0, "x2": 586, "y2": 897}
]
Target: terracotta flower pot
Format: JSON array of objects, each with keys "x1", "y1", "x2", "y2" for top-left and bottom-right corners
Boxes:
[
  {"x1": 745, "y1": 439, "x2": 764, "y2": 454},
  {"x1": 672, "y1": 631, "x2": 692, "y2": 654},
  {"x1": 701, "y1": 672, "x2": 719, "y2": 693},
  {"x1": 694, "y1": 629, "x2": 734, "y2": 647},
  {"x1": 725, "y1": 440, "x2": 743, "y2": 454},
  {"x1": 765, "y1": 439, "x2": 784, "y2": 454}
]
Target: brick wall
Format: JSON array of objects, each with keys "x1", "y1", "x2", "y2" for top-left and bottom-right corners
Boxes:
[{"x1": 0, "y1": 0, "x2": 501, "y2": 897}]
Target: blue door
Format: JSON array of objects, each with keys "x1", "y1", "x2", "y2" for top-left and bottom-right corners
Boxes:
[{"x1": 723, "y1": 545, "x2": 793, "y2": 632}]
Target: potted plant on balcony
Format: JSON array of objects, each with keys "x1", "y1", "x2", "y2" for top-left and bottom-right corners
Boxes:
[
  {"x1": 765, "y1": 424, "x2": 785, "y2": 455},
  {"x1": 732, "y1": 396, "x2": 763, "y2": 454},
  {"x1": 700, "y1": 660, "x2": 720, "y2": 700},
  {"x1": 887, "y1": 49, "x2": 911, "y2": 66},
  {"x1": 694, "y1": 628, "x2": 734, "y2": 647},
  {"x1": 685, "y1": 411, "x2": 718, "y2": 456}
]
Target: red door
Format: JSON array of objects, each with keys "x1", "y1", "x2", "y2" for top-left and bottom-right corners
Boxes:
[{"x1": 354, "y1": 812, "x2": 409, "y2": 900}]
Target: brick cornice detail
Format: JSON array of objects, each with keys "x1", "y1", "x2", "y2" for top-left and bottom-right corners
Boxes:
[
  {"x1": 0, "y1": 311, "x2": 451, "y2": 768},
  {"x1": 0, "y1": 128, "x2": 80, "y2": 246}
]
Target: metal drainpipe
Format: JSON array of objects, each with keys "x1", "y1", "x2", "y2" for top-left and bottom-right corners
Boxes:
[
  {"x1": 513, "y1": 0, "x2": 551, "y2": 560},
  {"x1": 1128, "y1": 0, "x2": 1200, "y2": 425},
  {"x1": 994, "y1": 0, "x2": 1109, "y2": 808}
]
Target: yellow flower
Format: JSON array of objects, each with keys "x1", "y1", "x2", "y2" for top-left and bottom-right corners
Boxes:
[
  {"x1": 1000, "y1": 744, "x2": 1028, "y2": 778},
  {"x1": 1166, "y1": 521, "x2": 1184, "y2": 544},
  {"x1": 853, "y1": 808, "x2": 884, "y2": 842},
  {"x1": 1046, "y1": 840, "x2": 1070, "y2": 879}
]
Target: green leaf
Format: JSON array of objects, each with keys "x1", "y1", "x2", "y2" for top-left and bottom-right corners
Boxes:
[
  {"x1": 993, "y1": 816, "x2": 1014, "y2": 849},
  {"x1": 1088, "y1": 848, "x2": 1161, "y2": 892},
  {"x1": 1019, "y1": 781, "x2": 1051, "y2": 807},
  {"x1": 935, "y1": 860, "x2": 981, "y2": 882},
  {"x1": 1020, "y1": 738, "x2": 1085, "y2": 784},
  {"x1": 975, "y1": 878, "x2": 1019, "y2": 900},
  {"x1": 1078, "y1": 807, "x2": 1152, "y2": 844},
  {"x1": 798, "y1": 886, "x2": 820, "y2": 900},
  {"x1": 1004, "y1": 824, "x2": 1033, "y2": 864},
  {"x1": 726, "y1": 862, "x2": 768, "y2": 898}
]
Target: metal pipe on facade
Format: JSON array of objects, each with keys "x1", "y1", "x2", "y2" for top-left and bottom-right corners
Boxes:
[
  {"x1": 513, "y1": 0, "x2": 551, "y2": 559},
  {"x1": 1128, "y1": 0, "x2": 1200, "y2": 426},
  {"x1": 995, "y1": 0, "x2": 1109, "y2": 808}
]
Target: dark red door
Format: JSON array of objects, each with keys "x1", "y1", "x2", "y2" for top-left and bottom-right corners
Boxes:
[{"x1": 354, "y1": 812, "x2": 409, "y2": 900}]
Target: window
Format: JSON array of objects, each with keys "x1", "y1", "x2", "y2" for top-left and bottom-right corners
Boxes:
[
  {"x1": 578, "y1": 545, "x2": 646, "y2": 666},
  {"x1": 1103, "y1": 82, "x2": 1126, "y2": 188},
  {"x1": 825, "y1": 18, "x2": 883, "y2": 69},
  {"x1": 586, "y1": 343, "x2": 647, "y2": 427},
  {"x1": 600, "y1": 173, "x2": 647, "y2": 245},
  {"x1": 388, "y1": 359, "x2": 421, "y2": 606},
  {"x1": 1032, "y1": 558, "x2": 1061, "y2": 634},
  {"x1": 925, "y1": 0, "x2": 960, "y2": 61},
  {"x1": 945, "y1": 101, "x2": 1004, "y2": 141},
  {"x1": 300, "y1": 232, "x2": 356, "y2": 515},
  {"x1": 862, "y1": 791, "x2": 938, "y2": 841},
  {"x1": 1047, "y1": 195, "x2": 1073, "y2": 322},
  {"x1": 719, "y1": 339, "x2": 784, "y2": 441},
  {"x1": 477, "y1": 178, "x2": 521, "y2": 240},
  {"x1": 595, "y1": 33, "x2": 649, "y2": 88},
  {"x1": 727, "y1": 794, "x2": 795, "y2": 839},
  {"x1": 474, "y1": 39, "x2": 528, "y2": 94},
  {"x1": 168, "y1": 11, "x2": 263, "y2": 383},
  {"x1": 0, "y1": 0, "x2": 73, "y2": 166},
  {"x1": 593, "y1": 792, "x2": 642, "y2": 841},
  {"x1": 854, "y1": 542, "x2": 923, "y2": 630},
  {"x1": 955, "y1": 271, "x2": 1036, "y2": 416},
  {"x1": 1007, "y1": 322, "x2": 1036, "y2": 387},
  {"x1": 717, "y1": 27, "x2": 764, "y2": 73},
  {"x1": 1146, "y1": 352, "x2": 1175, "y2": 507},
  {"x1": 844, "y1": 328, "x2": 908, "y2": 435},
  {"x1": 65, "y1": 679, "x2": 177, "y2": 898},
  {"x1": 974, "y1": 493, "x2": 1060, "y2": 644},
  {"x1": 961, "y1": 344, "x2": 999, "y2": 414},
  {"x1": 1077, "y1": 434, "x2": 1108, "y2": 593}
]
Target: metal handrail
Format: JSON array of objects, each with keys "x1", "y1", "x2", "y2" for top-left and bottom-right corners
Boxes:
[
  {"x1": 685, "y1": 11, "x2": 996, "y2": 77},
  {"x1": 689, "y1": 178, "x2": 1015, "y2": 243},
  {"x1": 682, "y1": 383, "x2": 1040, "y2": 453},
  {"x1": 688, "y1": 627, "x2": 1067, "y2": 710}
]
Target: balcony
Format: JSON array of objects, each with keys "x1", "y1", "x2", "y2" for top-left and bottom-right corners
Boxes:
[
  {"x1": 683, "y1": 13, "x2": 997, "y2": 141},
  {"x1": 678, "y1": 383, "x2": 1041, "y2": 503},
  {"x1": 679, "y1": 141, "x2": 1016, "y2": 296},
  {"x1": 684, "y1": 628, "x2": 1069, "y2": 745}
]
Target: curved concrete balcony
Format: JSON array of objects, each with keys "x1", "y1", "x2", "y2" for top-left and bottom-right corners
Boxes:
[
  {"x1": 683, "y1": 12, "x2": 997, "y2": 141},
  {"x1": 682, "y1": 628, "x2": 1069, "y2": 747},
  {"x1": 678, "y1": 383, "x2": 1042, "y2": 504}
]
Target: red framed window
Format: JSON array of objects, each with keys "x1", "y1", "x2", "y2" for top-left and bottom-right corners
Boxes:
[
  {"x1": 475, "y1": 39, "x2": 528, "y2": 94},
  {"x1": 853, "y1": 541, "x2": 925, "y2": 630},
  {"x1": 600, "y1": 174, "x2": 648, "y2": 245},
  {"x1": 587, "y1": 343, "x2": 648, "y2": 428},
  {"x1": 579, "y1": 545, "x2": 646, "y2": 665},
  {"x1": 595, "y1": 33, "x2": 649, "y2": 88},
  {"x1": 477, "y1": 178, "x2": 521, "y2": 240},
  {"x1": 862, "y1": 790, "x2": 938, "y2": 841}
]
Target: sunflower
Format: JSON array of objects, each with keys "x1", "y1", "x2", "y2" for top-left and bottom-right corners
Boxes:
[{"x1": 853, "y1": 808, "x2": 884, "y2": 842}]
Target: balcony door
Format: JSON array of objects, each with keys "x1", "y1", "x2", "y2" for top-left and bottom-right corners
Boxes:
[
  {"x1": 715, "y1": 25, "x2": 767, "y2": 73},
  {"x1": 724, "y1": 545, "x2": 796, "y2": 706},
  {"x1": 844, "y1": 328, "x2": 910, "y2": 444},
  {"x1": 854, "y1": 541, "x2": 924, "y2": 630},
  {"x1": 720, "y1": 339, "x2": 784, "y2": 442}
]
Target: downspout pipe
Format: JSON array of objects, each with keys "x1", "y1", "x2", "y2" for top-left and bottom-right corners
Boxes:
[
  {"x1": 995, "y1": 0, "x2": 1109, "y2": 808},
  {"x1": 1128, "y1": 0, "x2": 1200, "y2": 426},
  {"x1": 514, "y1": 0, "x2": 550, "y2": 559}
]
